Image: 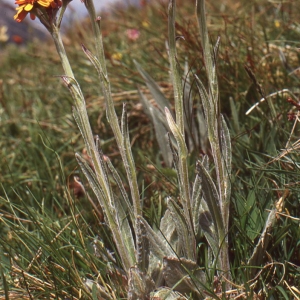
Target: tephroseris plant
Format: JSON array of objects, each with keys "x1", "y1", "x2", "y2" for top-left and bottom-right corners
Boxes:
[
  {"x1": 11, "y1": 0, "x2": 233, "y2": 297},
  {"x1": 4, "y1": 0, "x2": 299, "y2": 298},
  {"x1": 137, "y1": 0, "x2": 232, "y2": 287}
]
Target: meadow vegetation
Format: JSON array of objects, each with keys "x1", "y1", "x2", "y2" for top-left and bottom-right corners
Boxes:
[{"x1": 0, "y1": 0, "x2": 299, "y2": 299}]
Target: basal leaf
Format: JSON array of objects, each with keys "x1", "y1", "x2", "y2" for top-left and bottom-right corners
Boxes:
[
  {"x1": 151, "y1": 287, "x2": 188, "y2": 300},
  {"x1": 105, "y1": 156, "x2": 134, "y2": 222},
  {"x1": 150, "y1": 107, "x2": 173, "y2": 167},
  {"x1": 134, "y1": 60, "x2": 171, "y2": 112},
  {"x1": 160, "y1": 209, "x2": 179, "y2": 252},
  {"x1": 196, "y1": 161, "x2": 223, "y2": 244},
  {"x1": 191, "y1": 173, "x2": 202, "y2": 236},
  {"x1": 128, "y1": 266, "x2": 155, "y2": 300},
  {"x1": 136, "y1": 216, "x2": 150, "y2": 272},
  {"x1": 168, "y1": 198, "x2": 196, "y2": 260},
  {"x1": 163, "y1": 256, "x2": 206, "y2": 296},
  {"x1": 137, "y1": 216, "x2": 175, "y2": 260}
]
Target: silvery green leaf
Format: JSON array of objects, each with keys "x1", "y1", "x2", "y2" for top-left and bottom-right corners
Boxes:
[
  {"x1": 220, "y1": 115, "x2": 232, "y2": 190},
  {"x1": 137, "y1": 216, "x2": 175, "y2": 260},
  {"x1": 84, "y1": 279, "x2": 111, "y2": 300},
  {"x1": 138, "y1": 86, "x2": 172, "y2": 167},
  {"x1": 165, "y1": 108, "x2": 188, "y2": 163},
  {"x1": 137, "y1": 87, "x2": 166, "y2": 125},
  {"x1": 120, "y1": 102, "x2": 141, "y2": 216},
  {"x1": 91, "y1": 237, "x2": 116, "y2": 263},
  {"x1": 198, "y1": 201, "x2": 214, "y2": 239},
  {"x1": 63, "y1": 76, "x2": 94, "y2": 157},
  {"x1": 121, "y1": 103, "x2": 131, "y2": 154},
  {"x1": 128, "y1": 266, "x2": 155, "y2": 300},
  {"x1": 168, "y1": 0, "x2": 184, "y2": 134},
  {"x1": 203, "y1": 231, "x2": 219, "y2": 263},
  {"x1": 199, "y1": 204, "x2": 219, "y2": 262},
  {"x1": 165, "y1": 108, "x2": 193, "y2": 233},
  {"x1": 196, "y1": 160, "x2": 223, "y2": 264},
  {"x1": 136, "y1": 216, "x2": 150, "y2": 272},
  {"x1": 202, "y1": 154, "x2": 209, "y2": 170},
  {"x1": 191, "y1": 172, "x2": 203, "y2": 237},
  {"x1": 61, "y1": 75, "x2": 86, "y2": 105},
  {"x1": 213, "y1": 36, "x2": 221, "y2": 67},
  {"x1": 121, "y1": 103, "x2": 134, "y2": 176},
  {"x1": 160, "y1": 208, "x2": 179, "y2": 252},
  {"x1": 96, "y1": 142, "x2": 136, "y2": 265},
  {"x1": 220, "y1": 115, "x2": 232, "y2": 228},
  {"x1": 138, "y1": 87, "x2": 173, "y2": 167},
  {"x1": 194, "y1": 75, "x2": 213, "y2": 131},
  {"x1": 76, "y1": 153, "x2": 136, "y2": 270},
  {"x1": 75, "y1": 153, "x2": 109, "y2": 213},
  {"x1": 196, "y1": 161, "x2": 223, "y2": 243},
  {"x1": 192, "y1": 169, "x2": 218, "y2": 256},
  {"x1": 95, "y1": 140, "x2": 114, "y2": 200},
  {"x1": 150, "y1": 107, "x2": 173, "y2": 167},
  {"x1": 148, "y1": 252, "x2": 164, "y2": 287},
  {"x1": 167, "y1": 132, "x2": 179, "y2": 169},
  {"x1": 196, "y1": 105, "x2": 208, "y2": 152},
  {"x1": 151, "y1": 287, "x2": 188, "y2": 300},
  {"x1": 72, "y1": 107, "x2": 90, "y2": 155},
  {"x1": 163, "y1": 256, "x2": 206, "y2": 297},
  {"x1": 113, "y1": 197, "x2": 136, "y2": 266},
  {"x1": 183, "y1": 58, "x2": 195, "y2": 151},
  {"x1": 105, "y1": 156, "x2": 134, "y2": 222},
  {"x1": 167, "y1": 198, "x2": 196, "y2": 260},
  {"x1": 192, "y1": 172, "x2": 202, "y2": 207},
  {"x1": 82, "y1": 44, "x2": 107, "y2": 83},
  {"x1": 192, "y1": 174, "x2": 212, "y2": 236},
  {"x1": 196, "y1": 0, "x2": 218, "y2": 98},
  {"x1": 134, "y1": 60, "x2": 171, "y2": 112},
  {"x1": 183, "y1": 58, "x2": 193, "y2": 118}
]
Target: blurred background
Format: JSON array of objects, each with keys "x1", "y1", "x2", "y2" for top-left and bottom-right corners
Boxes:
[{"x1": 0, "y1": 0, "x2": 142, "y2": 44}]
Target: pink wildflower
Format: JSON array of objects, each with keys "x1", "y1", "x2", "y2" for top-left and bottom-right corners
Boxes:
[{"x1": 126, "y1": 29, "x2": 140, "y2": 41}]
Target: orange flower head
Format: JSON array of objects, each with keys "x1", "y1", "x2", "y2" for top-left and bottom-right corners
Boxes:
[
  {"x1": 14, "y1": 1, "x2": 34, "y2": 22},
  {"x1": 14, "y1": 0, "x2": 62, "y2": 22}
]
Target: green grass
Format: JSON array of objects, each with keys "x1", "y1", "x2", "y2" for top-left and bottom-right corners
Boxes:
[{"x1": 1, "y1": 0, "x2": 300, "y2": 299}]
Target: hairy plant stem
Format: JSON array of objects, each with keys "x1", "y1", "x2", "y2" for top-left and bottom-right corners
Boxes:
[
  {"x1": 84, "y1": 0, "x2": 141, "y2": 219},
  {"x1": 50, "y1": 24, "x2": 135, "y2": 271},
  {"x1": 51, "y1": 26, "x2": 74, "y2": 78}
]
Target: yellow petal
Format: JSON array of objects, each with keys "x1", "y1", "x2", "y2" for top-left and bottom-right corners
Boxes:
[
  {"x1": 38, "y1": 0, "x2": 52, "y2": 7},
  {"x1": 24, "y1": 3, "x2": 33, "y2": 11}
]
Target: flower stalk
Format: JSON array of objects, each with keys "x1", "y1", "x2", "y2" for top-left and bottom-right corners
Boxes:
[{"x1": 35, "y1": 4, "x2": 137, "y2": 271}]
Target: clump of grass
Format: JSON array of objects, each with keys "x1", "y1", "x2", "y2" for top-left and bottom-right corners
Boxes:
[{"x1": 0, "y1": 0, "x2": 300, "y2": 299}]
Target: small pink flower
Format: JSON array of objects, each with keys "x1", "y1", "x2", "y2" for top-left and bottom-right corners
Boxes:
[{"x1": 126, "y1": 29, "x2": 140, "y2": 41}]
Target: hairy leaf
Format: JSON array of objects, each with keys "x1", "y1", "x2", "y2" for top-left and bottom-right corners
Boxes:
[
  {"x1": 160, "y1": 209, "x2": 179, "y2": 253},
  {"x1": 196, "y1": 161, "x2": 223, "y2": 245},
  {"x1": 168, "y1": 198, "x2": 196, "y2": 260},
  {"x1": 137, "y1": 216, "x2": 175, "y2": 260},
  {"x1": 136, "y1": 217, "x2": 150, "y2": 272},
  {"x1": 128, "y1": 266, "x2": 155, "y2": 300},
  {"x1": 134, "y1": 60, "x2": 171, "y2": 112},
  {"x1": 151, "y1": 287, "x2": 188, "y2": 300},
  {"x1": 163, "y1": 256, "x2": 206, "y2": 296}
]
